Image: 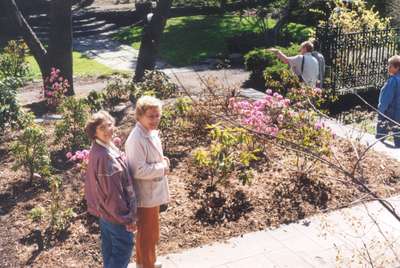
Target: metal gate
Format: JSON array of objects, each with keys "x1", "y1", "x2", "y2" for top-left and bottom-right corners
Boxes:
[{"x1": 316, "y1": 26, "x2": 400, "y2": 94}]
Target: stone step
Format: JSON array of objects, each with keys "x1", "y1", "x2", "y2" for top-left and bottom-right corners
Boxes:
[
  {"x1": 32, "y1": 20, "x2": 109, "y2": 32},
  {"x1": 27, "y1": 12, "x2": 98, "y2": 26},
  {"x1": 35, "y1": 24, "x2": 119, "y2": 40}
]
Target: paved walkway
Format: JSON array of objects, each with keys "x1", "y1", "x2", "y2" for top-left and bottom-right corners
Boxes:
[
  {"x1": 153, "y1": 195, "x2": 400, "y2": 268},
  {"x1": 322, "y1": 118, "x2": 400, "y2": 161}
]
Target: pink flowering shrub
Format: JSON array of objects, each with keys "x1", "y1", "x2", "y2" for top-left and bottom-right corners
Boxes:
[
  {"x1": 230, "y1": 89, "x2": 333, "y2": 157},
  {"x1": 66, "y1": 136, "x2": 124, "y2": 173},
  {"x1": 43, "y1": 68, "x2": 70, "y2": 110},
  {"x1": 287, "y1": 86, "x2": 335, "y2": 110},
  {"x1": 66, "y1": 149, "x2": 90, "y2": 173},
  {"x1": 229, "y1": 89, "x2": 291, "y2": 137}
]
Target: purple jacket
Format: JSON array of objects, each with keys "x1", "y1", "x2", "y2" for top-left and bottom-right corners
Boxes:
[{"x1": 85, "y1": 140, "x2": 137, "y2": 225}]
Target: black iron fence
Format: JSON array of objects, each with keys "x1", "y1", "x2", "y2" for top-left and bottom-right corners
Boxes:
[{"x1": 316, "y1": 26, "x2": 400, "y2": 94}]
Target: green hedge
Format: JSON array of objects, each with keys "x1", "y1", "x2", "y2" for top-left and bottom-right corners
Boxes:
[{"x1": 244, "y1": 44, "x2": 300, "y2": 90}]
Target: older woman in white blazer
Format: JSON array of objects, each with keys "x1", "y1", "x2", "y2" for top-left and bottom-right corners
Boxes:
[{"x1": 125, "y1": 96, "x2": 170, "y2": 268}]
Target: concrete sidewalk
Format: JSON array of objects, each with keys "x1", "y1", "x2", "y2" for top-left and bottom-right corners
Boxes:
[
  {"x1": 322, "y1": 118, "x2": 400, "y2": 161},
  {"x1": 154, "y1": 195, "x2": 400, "y2": 268}
]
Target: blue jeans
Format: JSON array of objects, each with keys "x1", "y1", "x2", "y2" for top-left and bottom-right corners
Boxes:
[
  {"x1": 376, "y1": 114, "x2": 400, "y2": 148},
  {"x1": 99, "y1": 218, "x2": 134, "y2": 268}
]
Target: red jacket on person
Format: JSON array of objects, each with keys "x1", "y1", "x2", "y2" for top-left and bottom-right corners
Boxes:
[{"x1": 85, "y1": 140, "x2": 137, "y2": 225}]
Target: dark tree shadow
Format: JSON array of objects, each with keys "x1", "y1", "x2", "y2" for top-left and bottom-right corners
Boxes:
[
  {"x1": 0, "y1": 179, "x2": 48, "y2": 216},
  {"x1": 19, "y1": 226, "x2": 71, "y2": 265},
  {"x1": 195, "y1": 190, "x2": 253, "y2": 225},
  {"x1": 268, "y1": 173, "x2": 331, "y2": 225}
]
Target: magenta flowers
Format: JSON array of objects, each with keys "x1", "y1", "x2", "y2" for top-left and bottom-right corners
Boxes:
[
  {"x1": 43, "y1": 68, "x2": 70, "y2": 110},
  {"x1": 229, "y1": 90, "x2": 291, "y2": 137}
]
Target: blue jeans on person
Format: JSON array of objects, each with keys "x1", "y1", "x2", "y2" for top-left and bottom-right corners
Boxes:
[
  {"x1": 376, "y1": 114, "x2": 400, "y2": 148},
  {"x1": 99, "y1": 218, "x2": 134, "y2": 268}
]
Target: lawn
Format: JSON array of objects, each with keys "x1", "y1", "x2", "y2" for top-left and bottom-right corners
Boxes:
[
  {"x1": 26, "y1": 52, "x2": 119, "y2": 79},
  {"x1": 114, "y1": 14, "x2": 275, "y2": 66}
]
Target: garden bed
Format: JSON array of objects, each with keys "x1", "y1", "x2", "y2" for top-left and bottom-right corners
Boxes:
[{"x1": 1, "y1": 92, "x2": 400, "y2": 267}]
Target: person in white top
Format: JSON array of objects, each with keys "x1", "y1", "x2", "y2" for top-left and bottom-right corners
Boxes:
[
  {"x1": 268, "y1": 41, "x2": 319, "y2": 87},
  {"x1": 125, "y1": 96, "x2": 170, "y2": 268}
]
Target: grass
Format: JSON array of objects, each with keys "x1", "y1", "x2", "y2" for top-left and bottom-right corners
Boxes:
[
  {"x1": 114, "y1": 14, "x2": 276, "y2": 66},
  {"x1": 26, "y1": 52, "x2": 120, "y2": 79}
]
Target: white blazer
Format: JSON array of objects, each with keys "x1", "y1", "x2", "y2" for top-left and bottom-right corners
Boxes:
[{"x1": 125, "y1": 122, "x2": 170, "y2": 208}]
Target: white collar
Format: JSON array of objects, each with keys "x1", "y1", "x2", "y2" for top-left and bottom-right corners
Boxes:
[
  {"x1": 136, "y1": 122, "x2": 159, "y2": 138},
  {"x1": 95, "y1": 139, "x2": 120, "y2": 158}
]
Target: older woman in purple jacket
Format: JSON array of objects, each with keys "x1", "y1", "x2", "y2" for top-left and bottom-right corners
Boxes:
[{"x1": 85, "y1": 111, "x2": 137, "y2": 268}]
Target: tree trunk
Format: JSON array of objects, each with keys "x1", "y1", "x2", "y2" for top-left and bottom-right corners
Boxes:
[
  {"x1": 3, "y1": 0, "x2": 49, "y2": 79},
  {"x1": 3, "y1": 0, "x2": 74, "y2": 95},
  {"x1": 48, "y1": 0, "x2": 74, "y2": 95},
  {"x1": 134, "y1": 0, "x2": 173, "y2": 82}
]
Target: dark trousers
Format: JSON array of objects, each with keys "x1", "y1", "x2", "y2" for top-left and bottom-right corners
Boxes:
[
  {"x1": 99, "y1": 218, "x2": 134, "y2": 268},
  {"x1": 376, "y1": 114, "x2": 400, "y2": 148}
]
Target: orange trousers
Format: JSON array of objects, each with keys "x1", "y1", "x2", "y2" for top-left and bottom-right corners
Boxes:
[{"x1": 135, "y1": 206, "x2": 160, "y2": 268}]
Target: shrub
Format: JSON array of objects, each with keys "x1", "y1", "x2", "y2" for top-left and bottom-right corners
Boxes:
[
  {"x1": 193, "y1": 124, "x2": 260, "y2": 189},
  {"x1": 43, "y1": 68, "x2": 70, "y2": 110},
  {"x1": 55, "y1": 97, "x2": 90, "y2": 152},
  {"x1": 102, "y1": 76, "x2": 130, "y2": 111},
  {"x1": 230, "y1": 89, "x2": 333, "y2": 159},
  {"x1": 0, "y1": 77, "x2": 22, "y2": 134},
  {"x1": 48, "y1": 176, "x2": 75, "y2": 232},
  {"x1": 0, "y1": 40, "x2": 29, "y2": 82},
  {"x1": 280, "y1": 23, "x2": 315, "y2": 45},
  {"x1": 85, "y1": 90, "x2": 104, "y2": 112},
  {"x1": 28, "y1": 206, "x2": 45, "y2": 222},
  {"x1": 244, "y1": 48, "x2": 276, "y2": 83},
  {"x1": 11, "y1": 123, "x2": 51, "y2": 184},
  {"x1": 131, "y1": 70, "x2": 178, "y2": 101},
  {"x1": 245, "y1": 44, "x2": 300, "y2": 88},
  {"x1": 264, "y1": 67, "x2": 301, "y2": 96},
  {"x1": 324, "y1": 0, "x2": 390, "y2": 32}
]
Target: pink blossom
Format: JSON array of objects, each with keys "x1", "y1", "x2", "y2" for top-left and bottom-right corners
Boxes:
[
  {"x1": 66, "y1": 152, "x2": 73, "y2": 159},
  {"x1": 113, "y1": 137, "x2": 122, "y2": 147},
  {"x1": 314, "y1": 88, "x2": 322, "y2": 94},
  {"x1": 266, "y1": 89, "x2": 273, "y2": 95},
  {"x1": 315, "y1": 122, "x2": 323, "y2": 130}
]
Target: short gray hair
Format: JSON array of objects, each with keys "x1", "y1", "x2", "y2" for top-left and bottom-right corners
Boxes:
[
  {"x1": 135, "y1": 95, "x2": 162, "y2": 120},
  {"x1": 389, "y1": 55, "x2": 400, "y2": 69},
  {"x1": 300, "y1": 41, "x2": 314, "y2": 52}
]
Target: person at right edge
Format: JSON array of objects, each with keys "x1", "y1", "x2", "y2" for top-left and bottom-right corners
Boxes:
[{"x1": 376, "y1": 55, "x2": 400, "y2": 148}]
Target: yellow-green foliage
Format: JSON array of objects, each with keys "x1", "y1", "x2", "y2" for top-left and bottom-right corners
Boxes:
[
  {"x1": 326, "y1": 0, "x2": 390, "y2": 32},
  {"x1": 11, "y1": 123, "x2": 51, "y2": 183},
  {"x1": 193, "y1": 124, "x2": 261, "y2": 188}
]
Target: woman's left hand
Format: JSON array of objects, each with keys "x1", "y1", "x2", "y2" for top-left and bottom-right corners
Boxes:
[{"x1": 126, "y1": 223, "x2": 137, "y2": 233}]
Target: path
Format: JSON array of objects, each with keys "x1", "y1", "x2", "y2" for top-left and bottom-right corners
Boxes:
[{"x1": 151, "y1": 195, "x2": 400, "y2": 268}]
